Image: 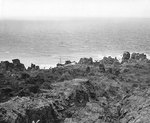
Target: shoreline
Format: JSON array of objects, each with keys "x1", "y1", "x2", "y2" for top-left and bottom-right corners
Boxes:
[{"x1": 0, "y1": 51, "x2": 150, "y2": 69}]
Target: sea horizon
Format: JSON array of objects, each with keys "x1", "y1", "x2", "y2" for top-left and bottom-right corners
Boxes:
[{"x1": 1, "y1": 17, "x2": 150, "y2": 68}]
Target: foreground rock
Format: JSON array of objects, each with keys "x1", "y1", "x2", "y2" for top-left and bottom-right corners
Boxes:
[{"x1": 0, "y1": 79, "x2": 90, "y2": 123}]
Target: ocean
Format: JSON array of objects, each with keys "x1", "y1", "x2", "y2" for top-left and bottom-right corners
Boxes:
[{"x1": 0, "y1": 18, "x2": 150, "y2": 68}]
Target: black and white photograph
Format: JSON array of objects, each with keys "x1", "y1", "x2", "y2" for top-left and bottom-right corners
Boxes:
[{"x1": 0, "y1": 0, "x2": 150, "y2": 122}]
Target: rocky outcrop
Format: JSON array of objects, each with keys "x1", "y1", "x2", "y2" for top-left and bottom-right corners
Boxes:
[
  {"x1": 131, "y1": 52, "x2": 147, "y2": 61},
  {"x1": 120, "y1": 88, "x2": 150, "y2": 123},
  {"x1": 78, "y1": 57, "x2": 93, "y2": 65},
  {"x1": 27, "y1": 63, "x2": 40, "y2": 70},
  {"x1": 100, "y1": 56, "x2": 119, "y2": 65},
  {"x1": 1, "y1": 52, "x2": 150, "y2": 123},
  {"x1": 12, "y1": 59, "x2": 21, "y2": 65},
  {"x1": 122, "y1": 51, "x2": 130, "y2": 63},
  {"x1": 121, "y1": 52, "x2": 148, "y2": 63},
  {"x1": 0, "y1": 79, "x2": 90, "y2": 123},
  {"x1": 0, "y1": 59, "x2": 25, "y2": 72},
  {"x1": 12, "y1": 59, "x2": 25, "y2": 71}
]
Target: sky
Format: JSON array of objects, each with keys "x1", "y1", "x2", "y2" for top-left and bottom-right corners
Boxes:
[{"x1": 0, "y1": 0, "x2": 150, "y2": 20}]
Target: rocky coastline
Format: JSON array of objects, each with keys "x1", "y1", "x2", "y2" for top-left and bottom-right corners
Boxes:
[{"x1": 1, "y1": 52, "x2": 150, "y2": 123}]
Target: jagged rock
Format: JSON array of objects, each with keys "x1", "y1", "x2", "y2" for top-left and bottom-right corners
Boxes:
[
  {"x1": 28, "y1": 63, "x2": 40, "y2": 70},
  {"x1": 0, "y1": 61, "x2": 13, "y2": 71},
  {"x1": 100, "y1": 56, "x2": 119, "y2": 65},
  {"x1": 120, "y1": 89, "x2": 150, "y2": 123},
  {"x1": 131, "y1": 52, "x2": 147, "y2": 61},
  {"x1": 122, "y1": 51, "x2": 130, "y2": 63},
  {"x1": 78, "y1": 57, "x2": 93, "y2": 65},
  {"x1": 0, "y1": 59, "x2": 25, "y2": 72},
  {"x1": 12, "y1": 59, "x2": 20, "y2": 65},
  {"x1": 0, "y1": 79, "x2": 90, "y2": 123},
  {"x1": 64, "y1": 102, "x2": 103, "y2": 123},
  {"x1": 12, "y1": 59, "x2": 25, "y2": 71}
]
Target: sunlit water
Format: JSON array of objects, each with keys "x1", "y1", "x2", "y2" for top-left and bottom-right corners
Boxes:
[{"x1": 0, "y1": 18, "x2": 150, "y2": 68}]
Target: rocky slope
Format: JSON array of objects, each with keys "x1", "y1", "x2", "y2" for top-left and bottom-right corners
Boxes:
[{"x1": 1, "y1": 52, "x2": 150, "y2": 123}]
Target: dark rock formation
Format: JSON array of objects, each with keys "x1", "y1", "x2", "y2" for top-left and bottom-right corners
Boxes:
[
  {"x1": 78, "y1": 57, "x2": 93, "y2": 65},
  {"x1": 0, "y1": 59, "x2": 25, "y2": 72},
  {"x1": 28, "y1": 63, "x2": 40, "y2": 70},
  {"x1": 12, "y1": 59, "x2": 20, "y2": 65},
  {"x1": 100, "y1": 56, "x2": 119, "y2": 65},
  {"x1": 131, "y1": 52, "x2": 147, "y2": 60},
  {"x1": 122, "y1": 51, "x2": 130, "y2": 63}
]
